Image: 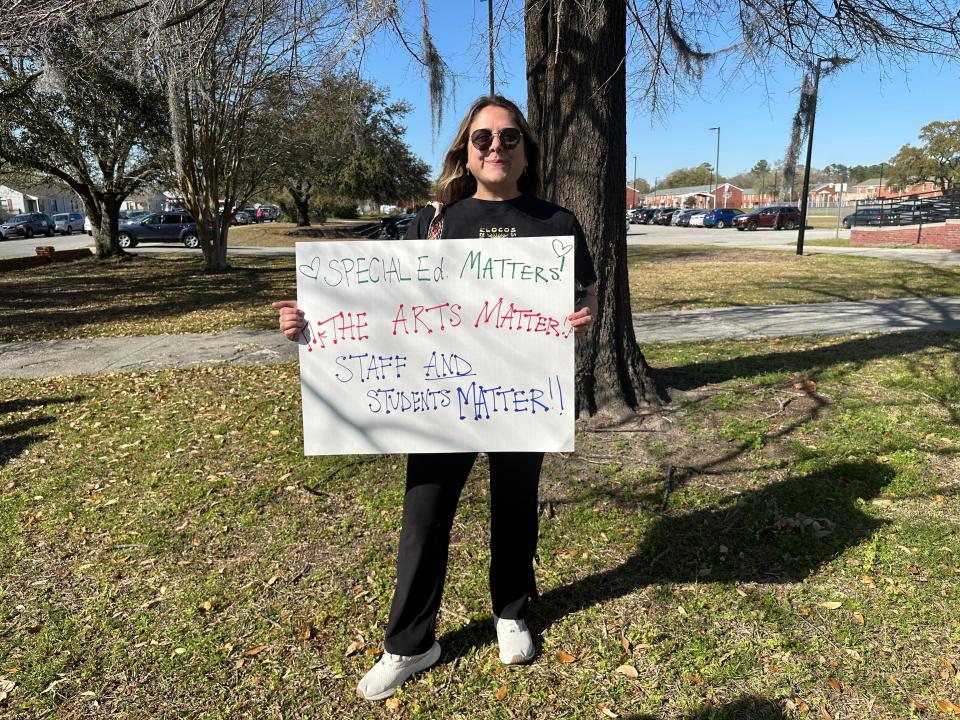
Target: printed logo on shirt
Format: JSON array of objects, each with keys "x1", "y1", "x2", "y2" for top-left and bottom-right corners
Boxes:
[{"x1": 478, "y1": 226, "x2": 518, "y2": 238}]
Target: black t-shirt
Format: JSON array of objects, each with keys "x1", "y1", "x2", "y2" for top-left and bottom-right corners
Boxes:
[{"x1": 406, "y1": 195, "x2": 597, "y2": 288}]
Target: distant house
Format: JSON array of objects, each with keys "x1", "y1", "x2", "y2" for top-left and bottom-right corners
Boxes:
[
  {"x1": 121, "y1": 189, "x2": 171, "y2": 213},
  {"x1": 850, "y1": 178, "x2": 939, "y2": 202},
  {"x1": 807, "y1": 182, "x2": 848, "y2": 207},
  {"x1": 640, "y1": 183, "x2": 748, "y2": 209},
  {"x1": 0, "y1": 182, "x2": 83, "y2": 216}
]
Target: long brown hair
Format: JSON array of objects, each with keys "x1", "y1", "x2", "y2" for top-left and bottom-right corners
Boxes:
[{"x1": 434, "y1": 95, "x2": 542, "y2": 204}]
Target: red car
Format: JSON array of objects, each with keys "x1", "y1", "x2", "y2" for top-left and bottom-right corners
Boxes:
[{"x1": 735, "y1": 206, "x2": 802, "y2": 231}]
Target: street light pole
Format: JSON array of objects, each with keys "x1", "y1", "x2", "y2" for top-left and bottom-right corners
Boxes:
[
  {"x1": 633, "y1": 155, "x2": 637, "y2": 208},
  {"x1": 708, "y1": 127, "x2": 720, "y2": 209},
  {"x1": 878, "y1": 163, "x2": 885, "y2": 201}
]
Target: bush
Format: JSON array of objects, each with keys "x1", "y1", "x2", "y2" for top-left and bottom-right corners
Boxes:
[{"x1": 317, "y1": 203, "x2": 357, "y2": 220}]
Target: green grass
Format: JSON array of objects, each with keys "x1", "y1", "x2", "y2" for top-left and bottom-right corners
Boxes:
[
  {"x1": 3, "y1": 246, "x2": 960, "y2": 342},
  {"x1": 2, "y1": 332, "x2": 959, "y2": 718},
  {"x1": 627, "y1": 245, "x2": 960, "y2": 312}
]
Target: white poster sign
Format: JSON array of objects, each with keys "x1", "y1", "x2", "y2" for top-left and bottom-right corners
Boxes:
[{"x1": 295, "y1": 236, "x2": 576, "y2": 454}]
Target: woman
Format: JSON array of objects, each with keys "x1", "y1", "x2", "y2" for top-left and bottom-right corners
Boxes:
[{"x1": 273, "y1": 95, "x2": 598, "y2": 701}]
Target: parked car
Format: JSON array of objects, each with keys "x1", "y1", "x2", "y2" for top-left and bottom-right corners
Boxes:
[
  {"x1": 84, "y1": 215, "x2": 93, "y2": 235},
  {"x1": 233, "y1": 210, "x2": 255, "y2": 225},
  {"x1": 893, "y1": 200, "x2": 939, "y2": 225},
  {"x1": 702, "y1": 208, "x2": 744, "y2": 228},
  {"x1": 627, "y1": 207, "x2": 645, "y2": 224},
  {"x1": 735, "y1": 206, "x2": 802, "y2": 231},
  {"x1": 117, "y1": 211, "x2": 200, "y2": 248},
  {"x1": 0, "y1": 212, "x2": 56, "y2": 239},
  {"x1": 52, "y1": 212, "x2": 86, "y2": 235},
  {"x1": 688, "y1": 210, "x2": 709, "y2": 227},
  {"x1": 637, "y1": 208, "x2": 658, "y2": 224},
  {"x1": 841, "y1": 207, "x2": 896, "y2": 229},
  {"x1": 653, "y1": 208, "x2": 678, "y2": 225},
  {"x1": 380, "y1": 214, "x2": 417, "y2": 239},
  {"x1": 674, "y1": 209, "x2": 703, "y2": 227}
]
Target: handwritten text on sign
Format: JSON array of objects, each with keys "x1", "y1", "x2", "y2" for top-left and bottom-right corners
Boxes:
[{"x1": 295, "y1": 237, "x2": 576, "y2": 454}]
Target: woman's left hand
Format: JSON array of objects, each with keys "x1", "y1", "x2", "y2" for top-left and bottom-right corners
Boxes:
[{"x1": 567, "y1": 307, "x2": 593, "y2": 335}]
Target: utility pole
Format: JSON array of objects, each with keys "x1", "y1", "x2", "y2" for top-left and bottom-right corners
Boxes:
[
  {"x1": 633, "y1": 155, "x2": 637, "y2": 208},
  {"x1": 797, "y1": 59, "x2": 822, "y2": 256},
  {"x1": 708, "y1": 127, "x2": 720, "y2": 209}
]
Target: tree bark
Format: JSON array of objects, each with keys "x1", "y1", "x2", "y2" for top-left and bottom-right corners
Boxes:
[
  {"x1": 525, "y1": 0, "x2": 659, "y2": 420},
  {"x1": 90, "y1": 194, "x2": 125, "y2": 259},
  {"x1": 288, "y1": 182, "x2": 312, "y2": 226}
]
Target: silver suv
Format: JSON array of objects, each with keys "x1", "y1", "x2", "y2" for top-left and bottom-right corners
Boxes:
[
  {"x1": 52, "y1": 212, "x2": 86, "y2": 235},
  {"x1": 0, "y1": 212, "x2": 56, "y2": 239}
]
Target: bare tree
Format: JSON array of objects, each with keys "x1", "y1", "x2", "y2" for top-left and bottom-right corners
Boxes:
[{"x1": 146, "y1": 0, "x2": 379, "y2": 272}]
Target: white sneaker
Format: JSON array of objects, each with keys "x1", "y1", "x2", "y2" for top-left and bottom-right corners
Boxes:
[
  {"x1": 494, "y1": 615, "x2": 535, "y2": 665},
  {"x1": 356, "y1": 642, "x2": 441, "y2": 701}
]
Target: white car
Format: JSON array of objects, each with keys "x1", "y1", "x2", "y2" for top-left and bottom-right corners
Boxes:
[
  {"x1": 53, "y1": 212, "x2": 86, "y2": 235},
  {"x1": 84, "y1": 215, "x2": 93, "y2": 235},
  {"x1": 689, "y1": 211, "x2": 708, "y2": 227}
]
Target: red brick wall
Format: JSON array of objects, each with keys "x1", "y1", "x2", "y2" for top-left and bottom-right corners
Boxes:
[{"x1": 850, "y1": 221, "x2": 960, "y2": 248}]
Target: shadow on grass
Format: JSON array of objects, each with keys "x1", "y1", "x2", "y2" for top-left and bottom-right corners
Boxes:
[
  {"x1": 437, "y1": 460, "x2": 892, "y2": 663},
  {"x1": 656, "y1": 330, "x2": 960, "y2": 394},
  {"x1": 0, "y1": 255, "x2": 293, "y2": 340},
  {"x1": 628, "y1": 695, "x2": 786, "y2": 719},
  {"x1": 0, "y1": 396, "x2": 85, "y2": 467}
]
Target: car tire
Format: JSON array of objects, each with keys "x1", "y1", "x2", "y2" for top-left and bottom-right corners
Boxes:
[
  {"x1": 46, "y1": 226, "x2": 54, "y2": 237},
  {"x1": 716, "y1": 220, "x2": 726, "y2": 229},
  {"x1": 783, "y1": 220, "x2": 796, "y2": 231},
  {"x1": 117, "y1": 232, "x2": 136, "y2": 248},
  {"x1": 747, "y1": 221, "x2": 757, "y2": 231},
  {"x1": 183, "y1": 233, "x2": 200, "y2": 249},
  {"x1": 25, "y1": 227, "x2": 33, "y2": 239}
]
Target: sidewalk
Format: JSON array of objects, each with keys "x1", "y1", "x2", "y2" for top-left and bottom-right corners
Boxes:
[{"x1": 3, "y1": 296, "x2": 960, "y2": 378}]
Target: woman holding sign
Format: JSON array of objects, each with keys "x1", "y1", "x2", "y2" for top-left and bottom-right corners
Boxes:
[{"x1": 274, "y1": 95, "x2": 598, "y2": 701}]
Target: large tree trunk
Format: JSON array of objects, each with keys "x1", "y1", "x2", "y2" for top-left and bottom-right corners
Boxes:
[
  {"x1": 90, "y1": 194, "x2": 125, "y2": 259},
  {"x1": 288, "y1": 180, "x2": 313, "y2": 226},
  {"x1": 200, "y1": 210, "x2": 231, "y2": 273},
  {"x1": 525, "y1": 0, "x2": 659, "y2": 420}
]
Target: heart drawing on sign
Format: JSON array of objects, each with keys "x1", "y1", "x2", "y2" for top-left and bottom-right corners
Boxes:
[
  {"x1": 552, "y1": 238, "x2": 573, "y2": 258},
  {"x1": 299, "y1": 257, "x2": 321, "y2": 280}
]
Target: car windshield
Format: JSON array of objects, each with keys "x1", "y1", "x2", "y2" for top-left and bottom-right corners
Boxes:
[
  {"x1": 53, "y1": 214, "x2": 68, "y2": 221},
  {"x1": 9, "y1": 214, "x2": 30, "y2": 222}
]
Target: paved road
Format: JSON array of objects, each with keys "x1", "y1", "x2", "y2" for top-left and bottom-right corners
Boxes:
[
  {"x1": 3, "y1": 295, "x2": 960, "y2": 378},
  {"x1": 0, "y1": 231, "x2": 92, "y2": 257},
  {"x1": 6, "y1": 224, "x2": 960, "y2": 267}
]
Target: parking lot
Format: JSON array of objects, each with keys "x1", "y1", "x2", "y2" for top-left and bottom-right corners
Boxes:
[{"x1": 627, "y1": 220, "x2": 850, "y2": 246}]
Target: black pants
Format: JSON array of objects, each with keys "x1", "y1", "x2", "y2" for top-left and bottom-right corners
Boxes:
[{"x1": 383, "y1": 451, "x2": 544, "y2": 656}]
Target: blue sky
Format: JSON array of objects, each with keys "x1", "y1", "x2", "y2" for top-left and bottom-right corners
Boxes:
[{"x1": 360, "y1": 3, "x2": 960, "y2": 186}]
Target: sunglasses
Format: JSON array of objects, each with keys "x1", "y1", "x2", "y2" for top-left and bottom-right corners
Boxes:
[{"x1": 470, "y1": 128, "x2": 523, "y2": 152}]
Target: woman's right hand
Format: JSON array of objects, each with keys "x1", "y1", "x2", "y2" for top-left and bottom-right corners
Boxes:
[{"x1": 271, "y1": 300, "x2": 306, "y2": 342}]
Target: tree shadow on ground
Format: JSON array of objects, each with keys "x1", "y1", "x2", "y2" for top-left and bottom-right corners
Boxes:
[
  {"x1": 655, "y1": 330, "x2": 960, "y2": 394},
  {"x1": 437, "y1": 460, "x2": 892, "y2": 662},
  {"x1": 0, "y1": 396, "x2": 85, "y2": 467},
  {"x1": 626, "y1": 695, "x2": 786, "y2": 719},
  {"x1": 0, "y1": 256, "x2": 292, "y2": 340}
]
